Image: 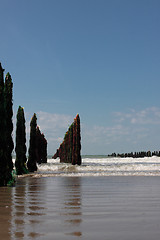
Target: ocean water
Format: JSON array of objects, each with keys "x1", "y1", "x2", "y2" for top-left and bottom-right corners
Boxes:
[
  {"x1": 1, "y1": 157, "x2": 160, "y2": 240},
  {"x1": 33, "y1": 155, "x2": 160, "y2": 177}
]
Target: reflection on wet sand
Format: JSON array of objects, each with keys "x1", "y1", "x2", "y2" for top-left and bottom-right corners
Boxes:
[
  {"x1": 60, "y1": 177, "x2": 82, "y2": 237},
  {"x1": 66, "y1": 231, "x2": 82, "y2": 237},
  {"x1": 11, "y1": 180, "x2": 26, "y2": 239},
  {"x1": 1, "y1": 175, "x2": 160, "y2": 240},
  {"x1": 1, "y1": 175, "x2": 82, "y2": 239},
  {"x1": 11, "y1": 178, "x2": 46, "y2": 239},
  {"x1": 0, "y1": 187, "x2": 12, "y2": 240}
]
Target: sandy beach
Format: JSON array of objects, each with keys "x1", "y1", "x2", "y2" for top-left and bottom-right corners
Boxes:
[{"x1": 0, "y1": 176, "x2": 160, "y2": 240}]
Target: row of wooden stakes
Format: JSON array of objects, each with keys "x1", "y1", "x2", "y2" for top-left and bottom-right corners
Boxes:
[{"x1": 53, "y1": 114, "x2": 81, "y2": 165}]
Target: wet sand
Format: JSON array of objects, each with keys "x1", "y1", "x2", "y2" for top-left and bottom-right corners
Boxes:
[{"x1": 0, "y1": 176, "x2": 160, "y2": 240}]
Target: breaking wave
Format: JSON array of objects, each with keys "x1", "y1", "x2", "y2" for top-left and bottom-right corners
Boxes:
[{"x1": 30, "y1": 156, "x2": 160, "y2": 177}]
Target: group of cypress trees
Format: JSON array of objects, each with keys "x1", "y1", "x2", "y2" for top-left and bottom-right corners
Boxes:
[
  {"x1": 0, "y1": 63, "x2": 47, "y2": 186},
  {"x1": 53, "y1": 114, "x2": 81, "y2": 165},
  {"x1": 0, "y1": 63, "x2": 14, "y2": 186}
]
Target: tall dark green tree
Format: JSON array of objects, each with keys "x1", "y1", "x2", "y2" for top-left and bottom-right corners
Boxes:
[
  {"x1": 27, "y1": 113, "x2": 38, "y2": 172},
  {"x1": 15, "y1": 106, "x2": 28, "y2": 175}
]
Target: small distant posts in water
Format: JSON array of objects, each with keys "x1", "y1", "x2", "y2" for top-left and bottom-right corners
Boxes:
[
  {"x1": 108, "y1": 150, "x2": 160, "y2": 158},
  {"x1": 52, "y1": 114, "x2": 81, "y2": 165}
]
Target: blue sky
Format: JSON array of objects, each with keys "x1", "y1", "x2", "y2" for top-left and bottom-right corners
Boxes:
[{"x1": 1, "y1": 0, "x2": 160, "y2": 155}]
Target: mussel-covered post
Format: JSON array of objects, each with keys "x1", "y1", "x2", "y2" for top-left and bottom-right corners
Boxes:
[
  {"x1": 0, "y1": 63, "x2": 6, "y2": 186},
  {"x1": 76, "y1": 114, "x2": 81, "y2": 165},
  {"x1": 4, "y1": 73, "x2": 14, "y2": 176},
  {"x1": 27, "y1": 113, "x2": 38, "y2": 172},
  {"x1": 52, "y1": 114, "x2": 81, "y2": 165},
  {"x1": 0, "y1": 63, "x2": 14, "y2": 186},
  {"x1": 36, "y1": 126, "x2": 47, "y2": 164},
  {"x1": 15, "y1": 106, "x2": 28, "y2": 175}
]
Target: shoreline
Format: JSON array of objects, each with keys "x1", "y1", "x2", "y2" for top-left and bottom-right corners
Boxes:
[
  {"x1": 17, "y1": 172, "x2": 160, "y2": 178},
  {"x1": 1, "y1": 176, "x2": 160, "y2": 240}
]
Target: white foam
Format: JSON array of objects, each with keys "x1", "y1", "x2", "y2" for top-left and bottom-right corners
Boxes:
[{"x1": 34, "y1": 156, "x2": 160, "y2": 177}]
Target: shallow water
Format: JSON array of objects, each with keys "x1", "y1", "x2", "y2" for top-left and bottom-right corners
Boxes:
[
  {"x1": 1, "y1": 156, "x2": 160, "y2": 239},
  {"x1": 1, "y1": 176, "x2": 160, "y2": 240}
]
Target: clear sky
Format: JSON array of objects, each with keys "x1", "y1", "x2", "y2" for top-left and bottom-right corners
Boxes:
[{"x1": 1, "y1": 0, "x2": 160, "y2": 155}]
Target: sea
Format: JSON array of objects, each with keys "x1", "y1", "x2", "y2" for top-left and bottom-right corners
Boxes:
[
  {"x1": 34, "y1": 155, "x2": 160, "y2": 177},
  {"x1": 1, "y1": 156, "x2": 160, "y2": 240}
]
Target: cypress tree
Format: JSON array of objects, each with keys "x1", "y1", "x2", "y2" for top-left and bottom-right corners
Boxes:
[
  {"x1": 15, "y1": 106, "x2": 28, "y2": 175},
  {"x1": 27, "y1": 113, "x2": 38, "y2": 172}
]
